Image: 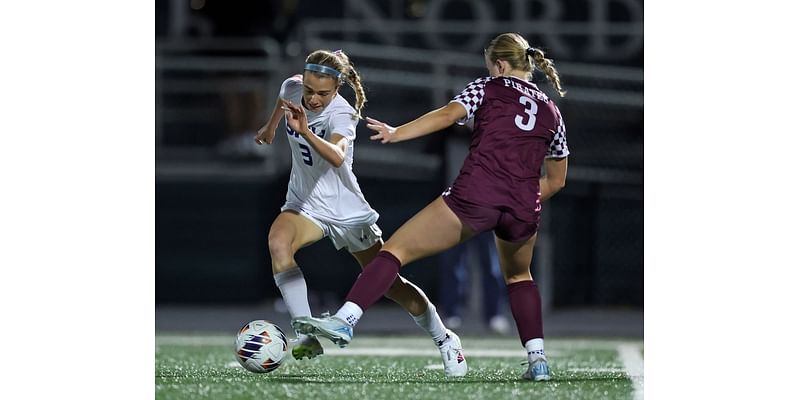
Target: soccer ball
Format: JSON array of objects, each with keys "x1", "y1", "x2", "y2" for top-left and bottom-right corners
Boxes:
[{"x1": 235, "y1": 320, "x2": 288, "y2": 373}]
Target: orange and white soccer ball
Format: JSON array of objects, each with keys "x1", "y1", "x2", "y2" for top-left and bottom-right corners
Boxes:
[{"x1": 234, "y1": 320, "x2": 288, "y2": 373}]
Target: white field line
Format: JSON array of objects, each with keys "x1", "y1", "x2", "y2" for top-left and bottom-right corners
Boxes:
[
  {"x1": 617, "y1": 344, "x2": 644, "y2": 400},
  {"x1": 158, "y1": 336, "x2": 235, "y2": 346}
]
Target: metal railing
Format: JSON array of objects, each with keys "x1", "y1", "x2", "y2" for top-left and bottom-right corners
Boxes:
[{"x1": 156, "y1": 35, "x2": 642, "y2": 183}]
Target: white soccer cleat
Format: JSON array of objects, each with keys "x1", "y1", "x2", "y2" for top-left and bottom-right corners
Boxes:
[
  {"x1": 291, "y1": 335, "x2": 324, "y2": 360},
  {"x1": 437, "y1": 329, "x2": 468, "y2": 377},
  {"x1": 291, "y1": 314, "x2": 353, "y2": 348}
]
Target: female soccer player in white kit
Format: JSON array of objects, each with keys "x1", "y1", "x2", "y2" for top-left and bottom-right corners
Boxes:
[{"x1": 254, "y1": 49, "x2": 467, "y2": 377}]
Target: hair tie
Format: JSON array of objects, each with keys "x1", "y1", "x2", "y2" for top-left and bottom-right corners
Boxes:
[{"x1": 526, "y1": 47, "x2": 536, "y2": 56}]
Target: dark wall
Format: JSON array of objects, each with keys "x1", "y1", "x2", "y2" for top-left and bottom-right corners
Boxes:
[
  {"x1": 156, "y1": 176, "x2": 642, "y2": 307},
  {"x1": 550, "y1": 181, "x2": 643, "y2": 307}
]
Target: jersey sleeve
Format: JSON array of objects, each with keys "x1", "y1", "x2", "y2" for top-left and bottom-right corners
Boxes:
[
  {"x1": 278, "y1": 75, "x2": 303, "y2": 99},
  {"x1": 449, "y1": 77, "x2": 490, "y2": 125},
  {"x1": 329, "y1": 110, "x2": 358, "y2": 142},
  {"x1": 546, "y1": 106, "x2": 569, "y2": 158}
]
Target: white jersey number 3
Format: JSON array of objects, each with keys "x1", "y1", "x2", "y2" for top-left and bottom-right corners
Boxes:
[{"x1": 514, "y1": 96, "x2": 538, "y2": 131}]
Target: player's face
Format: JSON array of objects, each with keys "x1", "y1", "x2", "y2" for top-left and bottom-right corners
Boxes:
[
  {"x1": 302, "y1": 72, "x2": 339, "y2": 112},
  {"x1": 485, "y1": 53, "x2": 502, "y2": 77}
]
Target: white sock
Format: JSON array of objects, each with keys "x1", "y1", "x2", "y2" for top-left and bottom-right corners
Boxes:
[
  {"x1": 335, "y1": 301, "x2": 363, "y2": 327},
  {"x1": 525, "y1": 338, "x2": 546, "y2": 362},
  {"x1": 274, "y1": 267, "x2": 311, "y2": 339},
  {"x1": 412, "y1": 302, "x2": 448, "y2": 345}
]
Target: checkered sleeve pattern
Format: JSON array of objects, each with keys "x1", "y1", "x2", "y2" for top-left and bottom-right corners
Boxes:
[
  {"x1": 546, "y1": 106, "x2": 569, "y2": 158},
  {"x1": 450, "y1": 77, "x2": 490, "y2": 125}
]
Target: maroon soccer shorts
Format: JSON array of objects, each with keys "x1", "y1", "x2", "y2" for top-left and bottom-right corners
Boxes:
[{"x1": 442, "y1": 192, "x2": 539, "y2": 243}]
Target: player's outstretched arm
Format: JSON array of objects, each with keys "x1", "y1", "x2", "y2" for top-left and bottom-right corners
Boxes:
[
  {"x1": 367, "y1": 102, "x2": 466, "y2": 144},
  {"x1": 539, "y1": 157, "x2": 568, "y2": 201},
  {"x1": 255, "y1": 97, "x2": 284, "y2": 145}
]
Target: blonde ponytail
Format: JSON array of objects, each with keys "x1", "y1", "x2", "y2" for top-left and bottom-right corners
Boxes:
[
  {"x1": 334, "y1": 50, "x2": 366, "y2": 119},
  {"x1": 529, "y1": 48, "x2": 566, "y2": 97},
  {"x1": 344, "y1": 65, "x2": 366, "y2": 119}
]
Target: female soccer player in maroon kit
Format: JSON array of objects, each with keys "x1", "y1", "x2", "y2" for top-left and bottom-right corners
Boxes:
[{"x1": 293, "y1": 33, "x2": 569, "y2": 381}]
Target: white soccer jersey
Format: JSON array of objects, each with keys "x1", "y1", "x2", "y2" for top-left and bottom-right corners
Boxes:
[{"x1": 278, "y1": 75, "x2": 379, "y2": 227}]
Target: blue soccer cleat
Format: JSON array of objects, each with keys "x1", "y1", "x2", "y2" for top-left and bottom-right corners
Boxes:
[
  {"x1": 292, "y1": 313, "x2": 353, "y2": 348},
  {"x1": 521, "y1": 358, "x2": 551, "y2": 381}
]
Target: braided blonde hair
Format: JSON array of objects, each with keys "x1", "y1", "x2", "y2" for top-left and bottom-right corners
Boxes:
[
  {"x1": 486, "y1": 33, "x2": 566, "y2": 97},
  {"x1": 305, "y1": 50, "x2": 367, "y2": 119}
]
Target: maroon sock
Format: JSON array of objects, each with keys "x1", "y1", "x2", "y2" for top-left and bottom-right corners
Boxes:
[
  {"x1": 507, "y1": 280, "x2": 544, "y2": 346},
  {"x1": 345, "y1": 251, "x2": 401, "y2": 311}
]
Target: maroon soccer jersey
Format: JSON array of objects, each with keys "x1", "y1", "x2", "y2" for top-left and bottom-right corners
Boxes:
[{"x1": 447, "y1": 76, "x2": 569, "y2": 227}]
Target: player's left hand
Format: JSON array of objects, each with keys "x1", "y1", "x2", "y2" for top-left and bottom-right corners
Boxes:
[
  {"x1": 281, "y1": 99, "x2": 309, "y2": 135},
  {"x1": 366, "y1": 117, "x2": 396, "y2": 144}
]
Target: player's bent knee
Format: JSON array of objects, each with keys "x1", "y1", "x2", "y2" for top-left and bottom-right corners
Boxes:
[
  {"x1": 267, "y1": 238, "x2": 295, "y2": 270},
  {"x1": 267, "y1": 238, "x2": 290, "y2": 257}
]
